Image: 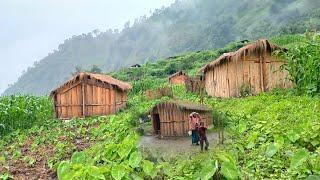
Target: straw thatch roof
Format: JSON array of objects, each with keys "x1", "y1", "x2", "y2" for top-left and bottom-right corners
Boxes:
[
  {"x1": 200, "y1": 39, "x2": 286, "y2": 73},
  {"x1": 51, "y1": 72, "x2": 132, "y2": 96},
  {"x1": 169, "y1": 71, "x2": 188, "y2": 79},
  {"x1": 151, "y1": 100, "x2": 211, "y2": 112}
]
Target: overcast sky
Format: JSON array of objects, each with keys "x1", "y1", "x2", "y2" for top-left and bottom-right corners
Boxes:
[{"x1": 0, "y1": 0, "x2": 175, "y2": 94}]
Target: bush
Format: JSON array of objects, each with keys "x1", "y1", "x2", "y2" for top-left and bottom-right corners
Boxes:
[{"x1": 281, "y1": 33, "x2": 320, "y2": 96}]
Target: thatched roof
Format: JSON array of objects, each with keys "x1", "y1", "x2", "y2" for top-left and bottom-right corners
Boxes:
[
  {"x1": 200, "y1": 39, "x2": 286, "y2": 73},
  {"x1": 169, "y1": 71, "x2": 188, "y2": 79},
  {"x1": 50, "y1": 72, "x2": 132, "y2": 96},
  {"x1": 151, "y1": 100, "x2": 211, "y2": 112}
]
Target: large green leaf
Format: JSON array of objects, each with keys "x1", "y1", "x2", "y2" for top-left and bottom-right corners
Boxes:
[
  {"x1": 220, "y1": 161, "x2": 239, "y2": 180},
  {"x1": 287, "y1": 131, "x2": 300, "y2": 143},
  {"x1": 129, "y1": 151, "x2": 142, "y2": 168},
  {"x1": 57, "y1": 161, "x2": 74, "y2": 180},
  {"x1": 71, "y1": 151, "x2": 86, "y2": 164},
  {"x1": 142, "y1": 160, "x2": 157, "y2": 178},
  {"x1": 87, "y1": 166, "x2": 105, "y2": 180},
  {"x1": 238, "y1": 122, "x2": 247, "y2": 133},
  {"x1": 290, "y1": 149, "x2": 309, "y2": 168},
  {"x1": 265, "y1": 143, "x2": 278, "y2": 158},
  {"x1": 197, "y1": 160, "x2": 218, "y2": 180},
  {"x1": 117, "y1": 138, "x2": 135, "y2": 159},
  {"x1": 274, "y1": 135, "x2": 284, "y2": 149},
  {"x1": 111, "y1": 165, "x2": 126, "y2": 180}
]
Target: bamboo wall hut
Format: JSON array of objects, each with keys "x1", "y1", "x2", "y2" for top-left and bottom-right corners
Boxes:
[
  {"x1": 169, "y1": 71, "x2": 190, "y2": 86},
  {"x1": 150, "y1": 101, "x2": 212, "y2": 137},
  {"x1": 201, "y1": 39, "x2": 292, "y2": 98},
  {"x1": 50, "y1": 72, "x2": 131, "y2": 119}
]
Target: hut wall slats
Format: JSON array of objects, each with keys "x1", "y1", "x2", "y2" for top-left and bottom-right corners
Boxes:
[
  {"x1": 61, "y1": 92, "x2": 67, "y2": 118},
  {"x1": 204, "y1": 51, "x2": 291, "y2": 98},
  {"x1": 86, "y1": 84, "x2": 92, "y2": 116},
  {"x1": 71, "y1": 85, "x2": 77, "y2": 117},
  {"x1": 227, "y1": 60, "x2": 236, "y2": 97},
  {"x1": 53, "y1": 79, "x2": 129, "y2": 119},
  {"x1": 110, "y1": 87, "x2": 114, "y2": 114},
  {"x1": 263, "y1": 60, "x2": 271, "y2": 91},
  {"x1": 151, "y1": 102, "x2": 212, "y2": 137},
  {"x1": 236, "y1": 59, "x2": 244, "y2": 97}
]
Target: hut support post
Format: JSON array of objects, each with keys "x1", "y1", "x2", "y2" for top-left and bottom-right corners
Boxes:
[{"x1": 81, "y1": 83, "x2": 85, "y2": 117}]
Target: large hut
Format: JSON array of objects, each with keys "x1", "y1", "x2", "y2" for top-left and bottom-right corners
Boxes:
[
  {"x1": 200, "y1": 39, "x2": 292, "y2": 98},
  {"x1": 169, "y1": 71, "x2": 190, "y2": 86},
  {"x1": 150, "y1": 101, "x2": 212, "y2": 137},
  {"x1": 50, "y1": 72, "x2": 131, "y2": 119}
]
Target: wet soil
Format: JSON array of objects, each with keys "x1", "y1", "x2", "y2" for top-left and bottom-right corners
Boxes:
[{"x1": 139, "y1": 131, "x2": 220, "y2": 157}]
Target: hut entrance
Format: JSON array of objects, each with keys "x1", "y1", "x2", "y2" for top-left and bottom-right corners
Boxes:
[{"x1": 153, "y1": 114, "x2": 161, "y2": 134}]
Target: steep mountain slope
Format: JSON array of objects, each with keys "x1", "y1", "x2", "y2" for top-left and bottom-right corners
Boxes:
[{"x1": 4, "y1": 0, "x2": 320, "y2": 95}]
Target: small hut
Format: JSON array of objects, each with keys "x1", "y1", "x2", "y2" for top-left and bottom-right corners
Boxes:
[
  {"x1": 150, "y1": 101, "x2": 212, "y2": 137},
  {"x1": 168, "y1": 71, "x2": 190, "y2": 86},
  {"x1": 130, "y1": 64, "x2": 141, "y2": 68},
  {"x1": 50, "y1": 72, "x2": 131, "y2": 119},
  {"x1": 200, "y1": 39, "x2": 292, "y2": 98}
]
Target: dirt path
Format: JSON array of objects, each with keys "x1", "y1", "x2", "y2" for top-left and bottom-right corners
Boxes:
[{"x1": 139, "y1": 132, "x2": 220, "y2": 157}]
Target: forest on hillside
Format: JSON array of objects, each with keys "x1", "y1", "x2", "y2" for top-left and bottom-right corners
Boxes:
[{"x1": 3, "y1": 0, "x2": 320, "y2": 96}]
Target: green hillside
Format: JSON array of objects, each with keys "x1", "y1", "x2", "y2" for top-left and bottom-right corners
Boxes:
[
  {"x1": 3, "y1": 0, "x2": 320, "y2": 95},
  {"x1": 1, "y1": 33, "x2": 319, "y2": 179}
]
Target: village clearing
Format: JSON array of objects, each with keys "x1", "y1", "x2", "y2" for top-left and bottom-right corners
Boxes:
[{"x1": 139, "y1": 131, "x2": 220, "y2": 157}]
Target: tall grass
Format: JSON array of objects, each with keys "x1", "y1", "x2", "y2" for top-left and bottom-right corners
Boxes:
[{"x1": 0, "y1": 95, "x2": 53, "y2": 136}]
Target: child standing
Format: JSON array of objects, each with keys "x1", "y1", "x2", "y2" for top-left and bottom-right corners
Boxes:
[{"x1": 198, "y1": 122, "x2": 209, "y2": 151}]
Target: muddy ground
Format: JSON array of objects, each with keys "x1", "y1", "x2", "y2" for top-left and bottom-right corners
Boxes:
[{"x1": 139, "y1": 131, "x2": 220, "y2": 158}]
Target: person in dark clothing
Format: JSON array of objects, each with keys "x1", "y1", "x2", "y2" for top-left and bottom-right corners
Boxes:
[{"x1": 198, "y1": 122, "x2": 209, "y2": 151}]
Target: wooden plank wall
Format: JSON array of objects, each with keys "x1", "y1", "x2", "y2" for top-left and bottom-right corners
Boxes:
[
  {"x1": 204, "y1": 54, "x2": 291, "y2": 98},
  {"x1": 155, "y1": 103, "x2": 213, "y2": 137},
  {"x1": 55, "y1": 84, "x2": 83, "y2": 119},
  {"x1": 55, "y1": 83, "x2": 128, "y2": 119}
]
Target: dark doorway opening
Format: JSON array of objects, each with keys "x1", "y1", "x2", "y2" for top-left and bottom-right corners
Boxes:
[{"x1": 153, "y1": 114, "x2": 160, "y2": 134}]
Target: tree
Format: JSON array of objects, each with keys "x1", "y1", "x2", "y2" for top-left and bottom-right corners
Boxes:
[{"x1": 89, "y1": 65, "x2": 102, "y2": 74}]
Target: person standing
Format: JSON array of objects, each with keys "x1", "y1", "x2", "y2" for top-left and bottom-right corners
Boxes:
[
  {"x1": 198, "y1": 121, "x2": 209, "y2": 151},
  {"x1": 189, "y1": 112, "x2": 200, "y2": 145}
]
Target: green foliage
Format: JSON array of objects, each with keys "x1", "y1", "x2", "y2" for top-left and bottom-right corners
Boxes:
[
  {"x1": 89, "y1": 65, "x2": 102, "y2": 74},
  {"x1": 0, "y1": 95, "x2": 53, "y2": 136},
  {"x1": 280, "y1": 33, "x2": 320, "y2": 96},
  {"x1": 211, "y1": 92, "x2": 320, "y2": 179}
]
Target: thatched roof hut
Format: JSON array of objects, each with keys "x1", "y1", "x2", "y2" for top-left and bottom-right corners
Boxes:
[
  {"x1": 51, "y1": 72, "x2": 131, "y2": 119},
  {"x1": 201, "y1": 39, "x2": 292, "y2": 98},
  {"x1": 150, "y1": 100, "x2": 212, "y2": 137}
]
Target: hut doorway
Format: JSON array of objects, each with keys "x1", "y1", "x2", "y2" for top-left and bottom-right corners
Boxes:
[{"x1": 153, "y1": 114, "x2": 161, "y2": 134}]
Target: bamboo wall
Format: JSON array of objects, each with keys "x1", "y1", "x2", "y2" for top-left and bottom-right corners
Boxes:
[
  {"x1": 151, "y1": 104, "x2": 212, "y2": 137},
  {"x1": 54, "y1": 82, "x2": 128, "y2": 119},
  {"x1": 205, "y1": 54, "x2": 292, "y2": 98}
]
